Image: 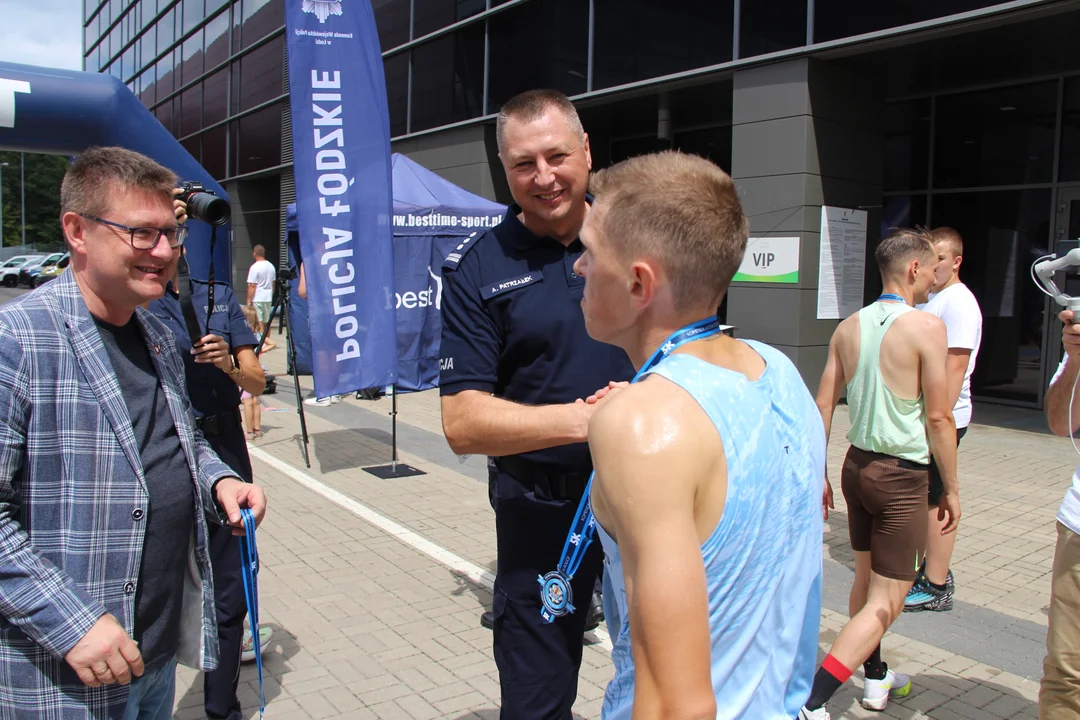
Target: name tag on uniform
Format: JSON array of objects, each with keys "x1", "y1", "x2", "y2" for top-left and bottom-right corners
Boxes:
[{"x1": 481, "y1": 273, "x2": 543, "y2": 300}]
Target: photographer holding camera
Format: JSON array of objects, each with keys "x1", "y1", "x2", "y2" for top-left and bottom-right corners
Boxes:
[{"x1": 145, "y1": 189, "x2": 267, "y2": 720}]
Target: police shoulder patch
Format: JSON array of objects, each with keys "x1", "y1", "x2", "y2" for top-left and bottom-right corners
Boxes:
[{"x1": 441, "y1": 231, "x2": 483, "y2": 272}]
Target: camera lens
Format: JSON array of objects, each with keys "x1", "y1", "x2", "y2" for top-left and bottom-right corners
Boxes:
[{"x1": 187, "y1": 192, "x2": 231, "y2": 226}]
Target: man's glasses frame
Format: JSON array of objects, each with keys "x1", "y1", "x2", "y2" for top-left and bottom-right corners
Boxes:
[{"x1": 79, "y1": 214, "x2": 188, "y2": 251}]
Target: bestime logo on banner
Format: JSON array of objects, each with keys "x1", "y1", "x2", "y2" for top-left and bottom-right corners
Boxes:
[
  {"x1": 302, "y1": 0, "x2": 343, "y2": 23},
  {"x1": 286, "y1": 0, "x2": 397, "y2": 398}
]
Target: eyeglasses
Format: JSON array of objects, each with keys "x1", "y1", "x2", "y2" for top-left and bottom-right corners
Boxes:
[{"x1": 80, "y1": 214, "x2": 188, "y2": 251}]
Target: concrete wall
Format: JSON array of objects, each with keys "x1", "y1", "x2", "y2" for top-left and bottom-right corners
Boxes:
[
  {"x1": 391, "y1": 124, "x2": 509, "y2": 204},
  {"x1": 729, "y1": 58, "x2": 884, "y2": 387}
]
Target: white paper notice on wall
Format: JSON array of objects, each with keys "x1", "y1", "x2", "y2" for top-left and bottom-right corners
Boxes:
[{"x1": 817, "y1": 206, "x2": 868, "y2": 319}]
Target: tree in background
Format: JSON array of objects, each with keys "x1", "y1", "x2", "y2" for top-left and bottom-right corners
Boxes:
[{"x1": 0, "y1": 151, "x2": 70, "y2": 252}]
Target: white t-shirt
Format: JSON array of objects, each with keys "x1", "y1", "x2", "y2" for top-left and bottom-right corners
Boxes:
[
  {"x1": 918, "y1": 282, "x2": 983, "y2": 428},
  {"x1": 1050, "y1": 358, "x2": 1080, "y2": 536},
  {"x1": 247, "y1": 259, "x2": 276, "y2": 303}
]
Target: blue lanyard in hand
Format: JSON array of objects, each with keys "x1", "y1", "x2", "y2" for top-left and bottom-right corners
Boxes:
[
  {"x1": 238, "y1": 509, "x2": 265, "y2": 717},
  {"x1": 538, "y1": 317, "x2": 722, "y2": 623}
]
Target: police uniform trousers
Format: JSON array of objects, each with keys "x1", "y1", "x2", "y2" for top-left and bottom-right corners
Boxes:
[
  {"x1": 203, "y1": 423, "x2": 252, "y2": 720},
  {"x1": 489, "y1": 465, "x2": 604, "y2": 719}
]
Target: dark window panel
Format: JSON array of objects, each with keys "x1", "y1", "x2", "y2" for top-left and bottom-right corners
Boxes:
[
  {"x1": 883, "y1": 99, "x2": 931, "y2": 192},
  {"x1": 203, "y1": 68, "x2": 229, "y2": 126},
  {"x1": 593, "y1": 0, "x2": 732, "y2": 91},
  {"x1": 384, "y1": 51, "x2": 408, "y2": 137},
  {"x1": 934, "y1": 81, "x2": 1056, "y2": 189},
  {"x1": 182, "y1": 135, "x2": 201, "y2": 166},
  {"x1": 184, "y1": 0, "x2": 205, "y2": 36},
  {"x1": 139, "y1": 66, "x2": 157, "y2": 107},
  {"x1": 182, "y1": 28, "x2": 204, "y2": 85},
  {"x1": 240, "y1": 0, "x2": 283, "y2": 51},
  {"x1": 413, "y1": 0, "x2": 485, "y2": 39},
  {"x1": 232, "y1": 0, "x2": 242, "y2": 54},
  {"x1": 236, "y1": 102, "x2": 283, "y2": 175},
  {"x1": 158, "y1": 7, "x2": 176, "y2": 50},
  {"x1": 229, "y1": 60, "x2": 240, "y2": 115},
  {"x1": 181, "y1": 83, "x2": 203, "y2": 135},
  {"x1": 814, "y1": 0, "x2": 1011, "y2": 43},
  {"x1": 155, "y1": 98, "x2": 174, "y2": 134},
  {"x1": 204, "y1": 9, "x2": 230, "y2": 69},
  {"x1": 880, "y1": 194, "x2": 929, "y2": 239},
  {"x1": 238, "y1": 34, "x2": 283, "y2": 111},
  {"x1": 410, "y1": 23, "x2": 484, "y2": 132},
  {"x1": 374, "y1": 0, "x2": 409, "y2": 50},
  {"x1": 156, "y1": 51, "x2": 176, "y2": 97},
  {"x1": 672, "y1": 126, "x2": 733, "y2": 172},
  {"x1": 740, "y1": 0, "x2": 805, "y2": 58},
  {"x1": 201, "y1": 125, "x2": 228, "y2": 179},
  {"x1": 1060, "y1": 77, "x2": 1080, "y2": 182},
  {"x1": 489, "y1": 1, "x2": 588, "y2": 110},
  {"x1": 930, "y1": 189, "x2": 1051, "y2": 404}
]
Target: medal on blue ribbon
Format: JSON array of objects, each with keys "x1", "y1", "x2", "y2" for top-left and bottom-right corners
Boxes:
[{"x1": 539, "y1": 317, "x2": 722, "y2": 623}]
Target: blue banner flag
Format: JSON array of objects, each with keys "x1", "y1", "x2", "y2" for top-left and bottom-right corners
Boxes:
[{"x1": 285, "y1": 0, "x2": 397, "y2": 397}]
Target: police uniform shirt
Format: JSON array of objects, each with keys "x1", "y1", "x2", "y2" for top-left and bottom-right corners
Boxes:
[
  {"x1": 149, "y1": 280, "x2": 257, "y2": 479},
  {"x1": 439, "y1": 204, "x2": 635, "y2": 470}
]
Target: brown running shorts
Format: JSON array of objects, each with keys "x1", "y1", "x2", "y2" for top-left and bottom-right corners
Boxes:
[{"x1": 841, "y1": 445, "x2": 929, "y2": 582}]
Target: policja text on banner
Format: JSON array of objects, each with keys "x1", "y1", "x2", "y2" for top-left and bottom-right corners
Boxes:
[{"x1": 284, "y1": 0, "x2": 397, "y2": 398}]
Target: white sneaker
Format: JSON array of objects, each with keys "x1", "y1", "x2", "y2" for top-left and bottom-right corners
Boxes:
[
  {"x1": 862, "y1": 667, "x2": 912, "y2": 710},
  {"x1": 240, "y1": 626, "x2": 273, "y2": 663},
  {"x1": 304, "y1": 394, "x2": 344, "y2": 406},
  {"x1": 799, "y1": 706, "x2": 830, "y2": 720}
]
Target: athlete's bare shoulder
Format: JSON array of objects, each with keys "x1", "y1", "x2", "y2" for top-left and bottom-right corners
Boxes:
[
  {"x1": 893, "y1": 307, "x2": 947, "y2": 341},
  {"x1": 830, "y1": 310, "x2": 862, "y2": 351}
]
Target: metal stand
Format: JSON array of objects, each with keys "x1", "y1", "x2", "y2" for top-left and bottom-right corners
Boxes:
[
  {"x1": 363, "y1": 384, "x2": 426, "y2": 479},
  {"x1": 256, "y1": 277, "x2": 311, "y2": 468}
]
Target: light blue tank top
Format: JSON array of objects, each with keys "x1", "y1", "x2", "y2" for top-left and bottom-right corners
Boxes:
[{"x1": 596, "y1": 342, "x2": 826, "y2": 720}]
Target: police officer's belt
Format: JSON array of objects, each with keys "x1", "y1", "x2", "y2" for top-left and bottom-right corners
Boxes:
[
  {"x1": 496, "y1": 456, "x2": 591, "y2": 501},
  {"x1": 195, "y1": 406, "x2": 243, "y2": 437}
]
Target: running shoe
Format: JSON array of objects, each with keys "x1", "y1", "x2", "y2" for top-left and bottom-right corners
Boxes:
[
  {"x1": 798, "y1": 706, "x2": 830, "y2": 720},
  {"x1": 241, "y1": 626, "x2": 273, "y2": 663},
  {"x1": 905, "y1": 570, "x2": 954, "y2": 612},
  {"x1": 862, "y1": 666, "x2": 912, "y2": 710}
]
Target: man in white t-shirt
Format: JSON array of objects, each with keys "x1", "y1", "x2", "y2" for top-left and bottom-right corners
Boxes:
[
  {"x1": 906, "y1": 227, "x2": 982, "y2": 612},
  {"x1": 246, "y1": 245, "x2": 276, "y2": 351},
  {"x1": 1043, "y1": 313, "x2": 1080, "y2": 718}
]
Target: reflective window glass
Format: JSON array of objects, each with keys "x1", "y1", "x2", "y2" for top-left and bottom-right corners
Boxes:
[
  {"x1": 229, "y1": 60, "x2": 240, "y2": 114},
  {"x1": 1059, "y1": 77, "x2": 1080, "y2": 182},
  {"x1": 383, "y1": 51, "x2": 408, "y2": 137},
  {"x1": 183, "y1": 136, "x2": 201, "y2": 165},
  {"x1": 373, "y1": 0, "x2": 409, "y2": 49},
  {"x1": 593, "y1": 0, "x2": 732, "y2": 90},
  {"x1": 155, "y1": 98, "x2": 174, "y2": 134},
  {"x1": 181, "y1": 83, "x2": 203, "y2": 135},
  {"x1": 156, "y1": 51, "x2": 175, "y2": 97},
  {"x1": 232, "y1": 0, "x2": 242, "y2": 52},
  {"x1": 122, "y1": 47, "x2": 135, "y2": 81},
  {"x1": 138, "y1": 0, "x2": 153, "y2": 29},
  {"x1": 85, "y1": 13, "x2": 100, "y2": 49},
  {"x1": 182, "y1": 28, "x2": 204, "y2": 85},
  {"x1": 410, "y1": 23, "x2": 484, "y2": 132},
  {"x1": 930, "y1": 189, "x2": 1051, "y2": 404},
  {"x1": 204, "y1": 9, "x2": 230, "y2": 69},
  {"x1": 739, "y1": 0, "x2": 805, "y2": 58},
  {"x1": 672, "y1": 126, "x2": 732, "y2": 172},
  {"x1": 110, "y1": 25, "x2": 122, "y2": 63},
  {"x1": 814, "y1": 0, "x2": 1012, "y2": 43},
  {"x1": 85, "y1": 46, "x2": 100, "y2": 73},
  {"x1": 239, "y1": 34, "x2": 283, "y2": 111},
  {"x1": 201, "y1": 125, "x2": 228, "y2": 179},
  {"x1": 139, "y1": 30, "x2": 157, "y2": 67},
  {"x1": 934, "y1": 81, "x2": 1057, "y2": 189},
  {"x1": 241, "y1": 0, "x2": 283, "y2": 50},
  {"x1": 139, "y1": 66, "x2": 157, "y2": 106},
  {"x1": 184, "y1": 0, "x2": 205, "y2": 36},
  {"x1": 85, "y1": 0, "x2": 99, "y2": 20},
  {"x1": 207, "y1": 0, "x2": 229, "y2": 17},
  {"x1": 489, "y1": 1, "x2": 588, "y2": 109},
  {"x1": 883, "y1": 99, "x2": 930, "y2": 191},
  {"x1": 203, "y1": 68, "x2": 229, "y2": 126},
  {"x1": 413, "y1": 0, "x2": 485, "y2": 39},
  {"x1": 158, "y1": 7, "x2": 175, "y2": 50},
  {"x1": 236, "y1": 102, "x2": 283, "y2": 174}
]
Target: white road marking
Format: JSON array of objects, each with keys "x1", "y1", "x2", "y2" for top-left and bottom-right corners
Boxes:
[{"x1": 247, "y1": 445, "x2": 613, "y2": 652}]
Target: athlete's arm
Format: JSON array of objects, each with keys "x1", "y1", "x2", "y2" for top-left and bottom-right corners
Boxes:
[
  {"x1": 814, "y1": 328, "x2": 847, "y2": 520},
  {"x1": 1047, "y1": 310, "x2": 1080, "y2": 436},
  {"x1": 917, "y1": 314, "x2": 961, "y2": 533},
  {"x1": 944, "y1": 349, "x2": 971, "y2": 412},
  {"x1": 590, "y1": 384, "x2": 719, "y2": 720}
]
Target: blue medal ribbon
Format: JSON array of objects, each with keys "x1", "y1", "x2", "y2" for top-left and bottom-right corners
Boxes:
[
  {"x1": 877, "y1": 293, "x2": 906, "y2": 304},
  {"x1": 539, "y1": 317, "x2": 722, "y2": 623},
  {"x1": 238, "y1": 508, "x2": 265, "y2": 717}
]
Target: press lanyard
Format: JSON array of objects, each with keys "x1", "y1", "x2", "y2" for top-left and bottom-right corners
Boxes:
[
  {"x1": 877, "y1": 293, "x2": 906, "y2": 304},
  {"x1": 238, "y1": 508, "x2": 265, "y2": 717},
  {"x1": 538, "y1": 316, "x2": 722, "y2": 623}
]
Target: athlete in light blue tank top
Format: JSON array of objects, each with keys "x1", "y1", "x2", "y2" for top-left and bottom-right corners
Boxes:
[{"x1": 597, "y1": 344, "x2": 826, "y2": 720}]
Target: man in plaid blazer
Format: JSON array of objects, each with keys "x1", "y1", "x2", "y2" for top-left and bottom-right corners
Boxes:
[{"x1": 0, "y1": 147, "x2": 268, "y2": 719}]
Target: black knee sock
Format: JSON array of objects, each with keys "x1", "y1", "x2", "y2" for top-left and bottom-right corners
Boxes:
[
  {"x1": 928, "y1": 579, "x2": 948, "y2": 591},
  {"x1": 863, "y1": 644, "x2": 886, "y2": 681},
  {"x1": 805, "y1": 655, "x2": 851, "y2": 710}
]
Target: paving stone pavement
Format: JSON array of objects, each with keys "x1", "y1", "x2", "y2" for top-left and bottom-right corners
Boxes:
[{"x1": 172, "y1": 345, "x2": 1070, "y2": 718}]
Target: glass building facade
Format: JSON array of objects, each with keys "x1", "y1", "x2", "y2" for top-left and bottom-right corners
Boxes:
[{"x1": 83, "y1": 0, "x2": 1080, "y2": 407}]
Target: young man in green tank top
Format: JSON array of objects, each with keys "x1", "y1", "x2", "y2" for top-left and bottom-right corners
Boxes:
[{"x1": 800, "y1": 228, "x2": 960, "y2": 719}]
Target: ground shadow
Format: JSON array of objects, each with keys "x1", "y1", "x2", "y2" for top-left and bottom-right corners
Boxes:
[
  {"x1": 874, "y1": 675, "x2": 1038, "y2": 719},
  {"x1": 306, "y1": 428, "x2": 390, "y2": 473},
  {"x1": 455, "y1": 711, "x2": 590, "y2": 720},
  {"x1": 822, "y1": 508, "x2": 856, "y2": 573},
  {"x1": 173, "y1": 622, "x2": 299, "y2": 713}
]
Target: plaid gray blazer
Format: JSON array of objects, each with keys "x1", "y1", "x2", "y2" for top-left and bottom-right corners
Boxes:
[{"x1": 0, "y1": 270, "x2": 239, "y2": 718}]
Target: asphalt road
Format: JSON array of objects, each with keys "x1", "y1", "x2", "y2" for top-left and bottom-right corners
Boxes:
[{"x1": 0, "y1": 286, "x2": 31, "y2": 306}]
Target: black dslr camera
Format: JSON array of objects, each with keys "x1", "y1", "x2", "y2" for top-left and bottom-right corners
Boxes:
[{"x1": 178, "y1": 181, "x2": 231, "y2": 226}]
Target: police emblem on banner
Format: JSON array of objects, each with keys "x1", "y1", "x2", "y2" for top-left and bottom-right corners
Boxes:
[
  {"x1": 538, "y1": 571, "x2": 575, "y2": 623},
  {"x1": 302, "y1": 0, "x2": 343, "y2": 23}
]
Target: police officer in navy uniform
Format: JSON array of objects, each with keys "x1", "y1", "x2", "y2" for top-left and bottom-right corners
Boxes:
[
  {"x1": 148, "y1": 200, "x2": 267, "y2": 720},
  {"x1": 439, "y1": 89, "x2": 634, "y2": 719}
]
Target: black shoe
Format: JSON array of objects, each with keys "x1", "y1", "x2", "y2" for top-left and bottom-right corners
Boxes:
[
  {"x1": 585, "y1": 592, "x2": 604, "y2": 632},
  {"x1": 481, "y1": 610, "x2": 494, "y2": 630}
]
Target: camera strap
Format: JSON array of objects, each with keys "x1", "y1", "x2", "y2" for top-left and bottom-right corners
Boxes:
[{"x1": 175, "y1": 226, "x2": 218, "y2": 348}]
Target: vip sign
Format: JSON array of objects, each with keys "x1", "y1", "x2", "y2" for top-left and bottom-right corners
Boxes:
[{"x1": 732, "y1": 236, "x2": 800, "y2": 284}]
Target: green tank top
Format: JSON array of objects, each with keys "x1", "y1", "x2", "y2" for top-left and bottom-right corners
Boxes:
[{"x1": 845, "y1": 302, "x2": 930, "y2": 465}]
